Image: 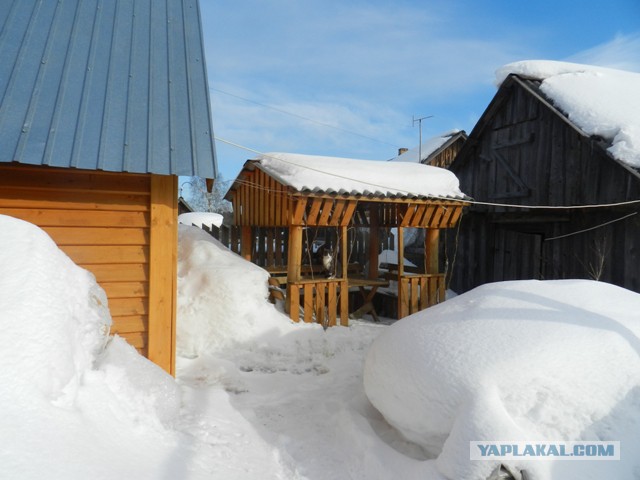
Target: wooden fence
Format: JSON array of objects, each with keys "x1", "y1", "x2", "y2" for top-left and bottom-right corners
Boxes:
[
  {"x1": 287, "y1": 279, "x2": 349, "y2": 327},
  {"x1": 398, "y1": 273, "x2": 445, "y2": 318}
]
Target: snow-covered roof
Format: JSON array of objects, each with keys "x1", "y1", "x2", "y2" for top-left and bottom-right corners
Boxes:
[
  {"x1": 178, "y1": 212, "x2": 224, "y2": 228},
  {"x1": 496, "y1": 60, "x2": 640, "y2": 169},
  {"x1": 388, "y1": 130, "x2": 464, "y2": 164},
  {"x1": 251, "y1": 152, "x2": 467, "y2": 200}
]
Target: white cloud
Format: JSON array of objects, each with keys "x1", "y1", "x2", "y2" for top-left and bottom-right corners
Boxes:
[
  {"x1": 199, "y1": 1, "x2": 544, "y2": 178},
  {"x1": 567, "y1": 33, "x2": 640, "y2": 72}
]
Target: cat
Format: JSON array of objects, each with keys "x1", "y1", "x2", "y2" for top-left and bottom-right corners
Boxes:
[{"x1": 322, "y1": 246, "x2": 335, "y2": 278}]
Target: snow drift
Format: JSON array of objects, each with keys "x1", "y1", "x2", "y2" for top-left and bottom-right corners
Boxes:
[
  {"x1": 364, "y1": 279, "x2": 640, "y2": 479},
  {"x1": 177, "y1": 225, "x2": 299, "y2": 358},
  {"x1": 0, "y1": 215, "x2": 199, "y2": 479},
  {"x1": 0, "y1": 214, "x2": 111, "y2": 403}
]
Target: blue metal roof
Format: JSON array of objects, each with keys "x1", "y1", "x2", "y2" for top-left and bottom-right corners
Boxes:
[{"x1": 0, "y1": 0, "x2": 217, "y2": 178}]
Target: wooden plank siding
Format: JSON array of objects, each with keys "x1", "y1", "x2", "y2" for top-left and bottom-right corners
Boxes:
[
  {"x1": 230, "y1": 167, "x2": 292, "y2": 227},
  {"x1": 0, "y1": 164, "x2": 177, "y2": 373},
  {"x1": 449, "y1": 76, "x2": 640, "y2": 295},
  {"x1": 397, "y1": 274, "x2": 445, "y2": 319}
]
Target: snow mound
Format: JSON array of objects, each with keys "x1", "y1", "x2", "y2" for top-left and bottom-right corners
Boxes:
[
  {"x1": 0, "y1": 214, "x2": 111, "y2": 403},
  {"x1": 364, "y1": 280, "x2": 640, "y2": 479},
  {"x1": 177, "y1": 225, "x2": 297, "y2": 357},
  {"x1": 0, "y1": 215, "x2": 287, "y2": 478}
]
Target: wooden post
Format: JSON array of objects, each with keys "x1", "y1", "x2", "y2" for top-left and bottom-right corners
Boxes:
[
  {"x1": 241, "y1": 226, "x2": 252, "y2": 262},
  {"x1": 397, "y1": 226, "x2": 404, "y2": 277},
  {"x1": 397, "y1": 226, "x2": 406, "y2": 318},
  {"x1": 426, "y1": 229, "x2": 440, "y2": 274},
  {"x1": 287, "y1": 226, "x2": 303, "y2": 282},
  {"x1": 368, "y1": 204, "x2": 379, "y2": 279},
  {"x1": 341, "y1": 225, "x2": 348, "y2": 279},
  {"x1": 340, "y1": 225, "x2": 349, "y2": 326},
  {"x1": 148, "y1": 175, "x2": 178, "y2": 375},
  {"x1": 287, "y1": 224, "x2": 303, "y2": 321}
]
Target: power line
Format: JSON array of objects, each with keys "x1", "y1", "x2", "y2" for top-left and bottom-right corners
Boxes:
[
  {"x1": 214, "y1": 136, "x2": 640, "y2": 211},
  {"x1": 209, "y1": 87, "x2": 401, "y2": 148},
  {"x1": 544, "y1": 212, "x2": 638, "y2": 242}
]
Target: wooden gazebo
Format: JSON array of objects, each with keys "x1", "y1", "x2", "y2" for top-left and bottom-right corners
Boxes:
[{"x1": 225, "y1": 153, "x2": 468, "y2": 325}]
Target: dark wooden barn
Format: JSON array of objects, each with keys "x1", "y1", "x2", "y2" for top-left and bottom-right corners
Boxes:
[{"x1": 448, "y1": 72, "x2": 640, "y2": 294}]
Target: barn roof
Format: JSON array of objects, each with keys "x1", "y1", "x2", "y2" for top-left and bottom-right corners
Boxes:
[
  {"x1": 451, "y1": 66, "x2": 640, "y2": 181},
  {"x1": 497, "y1": 61, "x2": 640, "y2": 171},
  {"x1": 229, "y1": 153, "x2": 467, "y2": 201},
  {"x1": 388, "y1": 130, "x2": 467, "y2": 164},
  {"x1": 0, "y1": 0, "x2": 217, "y2": 178}
]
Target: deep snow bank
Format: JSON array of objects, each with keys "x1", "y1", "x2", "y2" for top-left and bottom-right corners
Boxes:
[
  {"x1": 177, "y1": 225, "x2": 299, "y2": 358},
  {"x1": 0, "y1": 214, "x2": 111, "y2": 402},
  {"x1": 364, "y1": 280, "x2": 640, "y2": 479},
  {"x1": 0, "y1": 215, "x2": 202, "y2": 479}
]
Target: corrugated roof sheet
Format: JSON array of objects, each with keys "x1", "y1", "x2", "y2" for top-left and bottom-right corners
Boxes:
[
  {"x1": 227, "y1": 154, "x2": 469, "y2": 201},
  {"x1": 0, "y1": 0, "x2": 217, "y2": 178}
]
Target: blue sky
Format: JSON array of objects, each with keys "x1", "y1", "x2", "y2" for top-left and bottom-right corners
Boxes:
[{"x1": 198, "y1": 0, "x2": 640, "y2": 186}]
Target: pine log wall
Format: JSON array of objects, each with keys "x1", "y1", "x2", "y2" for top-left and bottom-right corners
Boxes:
[{"x1": 0, "y1": 164, "x2": 177, "y2": 372}]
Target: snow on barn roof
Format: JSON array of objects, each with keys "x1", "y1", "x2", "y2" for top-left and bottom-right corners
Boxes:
[
  {"x1": 388, "y1": 130, "x2": 464, "y2": 163},
  {"x1": 251, "y1": 152, "x2": 467, "y2": 200},
  {"x1": 496, "y1": 60, "x2": 640, "y2": 169}
]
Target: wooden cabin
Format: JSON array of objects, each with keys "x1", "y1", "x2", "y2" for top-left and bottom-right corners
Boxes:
[
  {"x1": 448, "y1": 69, "x2": 640, "y2": 294},
  {"x1": 225, "y1": 153, "x2": 468, "y2": 324},
  {"x1": 390, "y1": 131, "x2": 467, "y2": 169},
  {"x1": 0, "y1": 0, "x2": 218, "y2": 374},
  {"x1": 424, "y1": 131, "x2": 467, "y2": 169}
]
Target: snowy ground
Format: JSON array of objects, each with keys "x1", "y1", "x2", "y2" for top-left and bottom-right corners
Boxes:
[{"x1": 2, "y1": 217, "x2": 639, "y2": 479}]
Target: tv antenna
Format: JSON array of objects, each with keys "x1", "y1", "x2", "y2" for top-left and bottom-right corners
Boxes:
[{"x1": 412, "y1": 115, "x2": 434, "y2": 163}]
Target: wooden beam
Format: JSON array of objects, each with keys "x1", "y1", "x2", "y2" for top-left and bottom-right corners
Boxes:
[
  {"x1": 426, "y1": 229, "x2": 440, "y2": 274},
  {"x1": 307, "y1": 198, "x2": 323, "y2": 224},
  {"x1": 397, "y1": 227, "x2": 405, "y2": 277},
  {"x1": 340, "y1": 200, "x2": 358, "y2": 226},
  {"x1": 340, "y1": 225, "x2": 348, "y2": 279},
  {"x1": 241, "y1": 226, "x2": 253, "y2": 261},
  {"x1": 287, "y1": 225, "x2": 303, "y2": 282},
  {"x1": 341, "y1": 227, "x2": 349, "y2": 326},
  {"x1": 329, "y1": 199, "x2": 346, "y2": 226},
  {"x1": 291, "y1": 198, "x2": 308, "y2": 225},
  {"x1": 148, "y1": 175, "x2": 177, "y2": 375},
  {"x1": 368, "y1": 204, "x2": 379, "y2": 279},
  {"x1": 317, "y1": 199, "x2": 333, "y2": 225}
]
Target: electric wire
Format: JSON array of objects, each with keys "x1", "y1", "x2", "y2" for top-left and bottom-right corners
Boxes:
[
  {"x1": 215, "y1": 136, "x2": 640, "y2": 211},
  {"x1": 544, "y1": 212, "x2": 638, "y2": 242},
  {"x1": 210, "y1": 87, "x2": 401, "y2": 148}
]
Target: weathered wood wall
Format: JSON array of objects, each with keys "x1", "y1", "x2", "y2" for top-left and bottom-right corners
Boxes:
[
  {"x1": 0, "y1": 164, "x2": 177, "y2": 373},
  {"x1": 427, "y1": 136, "x2": 466, "y2": 169},
  {"x1": 449, "y1": 78, "x2": 640, "y2": 294}
]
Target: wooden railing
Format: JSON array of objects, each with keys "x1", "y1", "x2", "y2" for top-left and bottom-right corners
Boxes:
[
  {"x1": 286, "y1": 279, "x2": 348, "y2": 327},
  {"x1": 398, "y1": 273, "x2": 445, "y2": 318}
]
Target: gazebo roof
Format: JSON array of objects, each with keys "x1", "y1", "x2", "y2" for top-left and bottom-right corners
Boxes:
[{"x1": 229, "y1": 153, "x2": 467, "y2": 201}]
